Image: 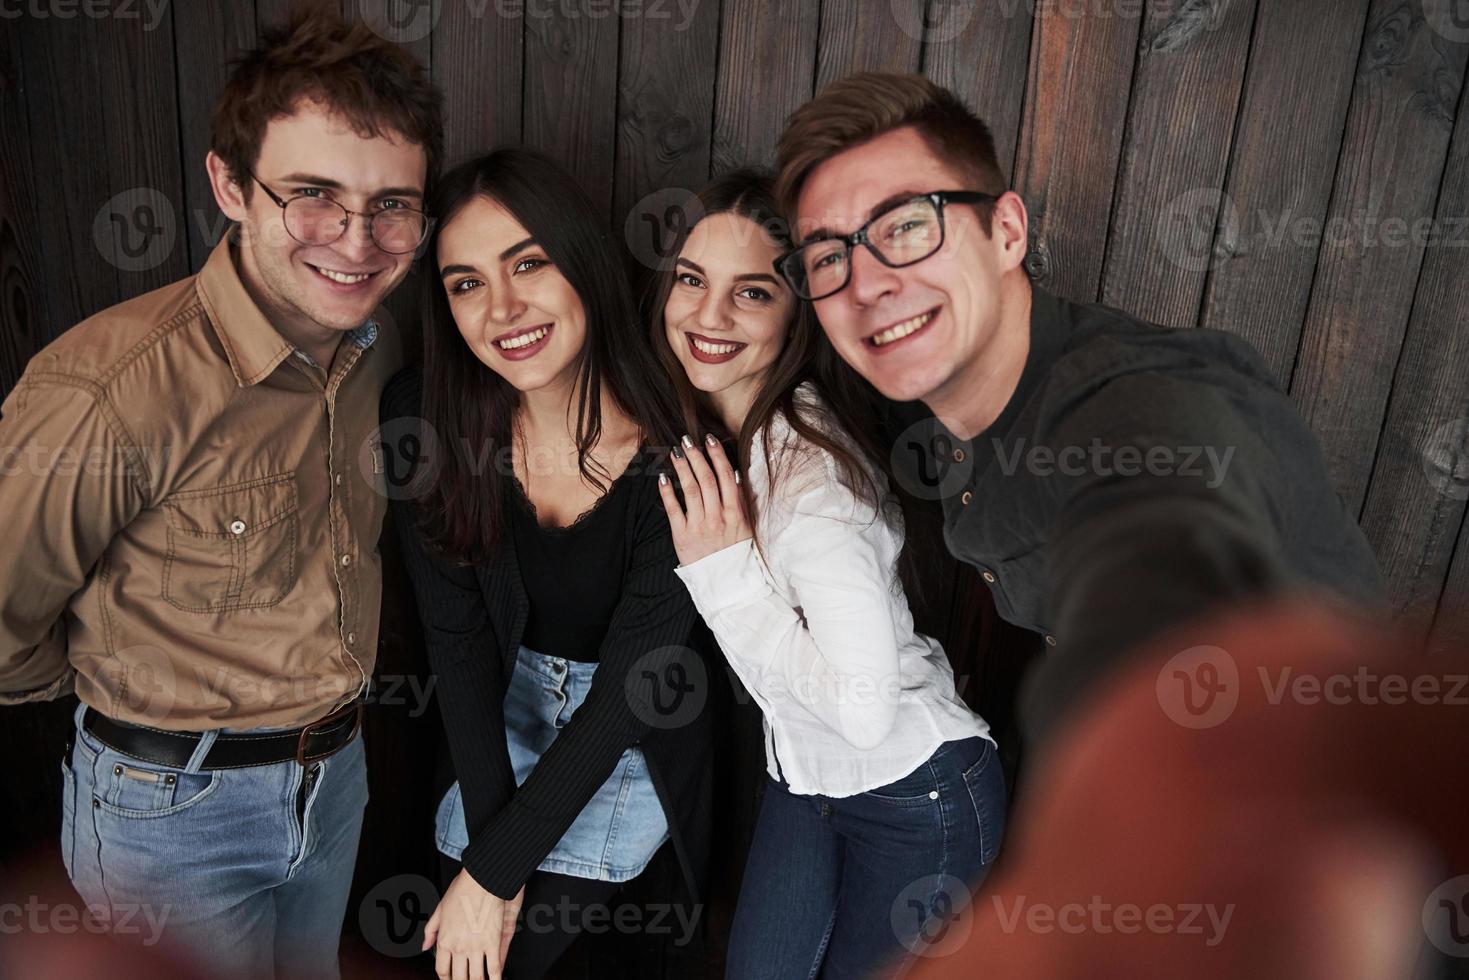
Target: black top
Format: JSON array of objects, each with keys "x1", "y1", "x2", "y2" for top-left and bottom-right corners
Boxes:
[
  {"x1": 905, "y1": 284, "x2": 1386, "y2": 745},
  {"x1": 380, "y1": 368, "x2": 716, "y2": 902},
  {"x1": 508, "y1": 469, "x2": 632, "y2": 662}
]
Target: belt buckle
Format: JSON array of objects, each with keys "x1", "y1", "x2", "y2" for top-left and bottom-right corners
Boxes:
[{"x1": 295, "y1": 699, "x2": 363, "y2": 767}]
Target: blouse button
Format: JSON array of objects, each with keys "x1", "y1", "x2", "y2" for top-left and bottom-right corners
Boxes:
[
  {"x1": 960, "y1": 490, "x2": 972, "y2": 506},
  {"x1": 229, "y1": 519, "x2": 247, "y2": 535},
  {"x1": 341, "y1": 554, "x2": 352, "y2": 567},
  {"x1": 1045, "y1": 634, "x2": 1058, "y2": 647},
  {"x1": 981, "y1": 570, "x2": 996, "y2": 584},
  {"x1": 952, "y1": 448, "x2": 965, "y2": 463},
  {"x1": 347, "y1": 632, "x2": 357, "y2": 646}
]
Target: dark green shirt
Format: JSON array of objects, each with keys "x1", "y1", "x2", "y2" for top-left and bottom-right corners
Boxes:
[{"x1": 901, "y1": 285, "x2": 1384, "y2": 744}]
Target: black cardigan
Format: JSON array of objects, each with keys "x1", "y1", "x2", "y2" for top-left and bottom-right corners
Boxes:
[{"x1": 381, "y1": 368, "x2": 715, "y2": 902}]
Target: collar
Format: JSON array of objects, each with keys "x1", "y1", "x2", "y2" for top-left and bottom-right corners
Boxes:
[{"x1": 197, "y1": 236, "x2": 380, "y2": 385}]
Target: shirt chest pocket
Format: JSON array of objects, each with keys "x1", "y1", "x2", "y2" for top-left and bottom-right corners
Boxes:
[{"x1": 163, "y1": 474, "x2": 300, "y2": 612}]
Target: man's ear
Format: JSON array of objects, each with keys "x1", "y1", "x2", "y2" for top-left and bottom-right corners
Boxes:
[
  {"x1": 991, "y1": 191, "x2": 1030, "y2": 273},
  {"x1": 205, "y1": 151, "x2": 249, "y2": 222}
]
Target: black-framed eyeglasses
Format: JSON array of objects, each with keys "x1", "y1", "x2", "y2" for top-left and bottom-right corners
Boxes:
[
  {"x1": 774, "y1": 190, "x2": 997, "y2": 301},
  {"x1": 247, "y1": 171, "x2": 430, "y2": 255}
]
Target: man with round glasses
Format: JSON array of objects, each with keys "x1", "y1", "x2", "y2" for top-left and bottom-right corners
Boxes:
[{"x1": 0, "y1": 8, "x2": 440, "y2": 978}]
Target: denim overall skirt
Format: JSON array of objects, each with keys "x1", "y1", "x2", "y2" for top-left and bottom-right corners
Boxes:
[{"x1": 435, "y1": 645, "x2": 669, "y2": 881}]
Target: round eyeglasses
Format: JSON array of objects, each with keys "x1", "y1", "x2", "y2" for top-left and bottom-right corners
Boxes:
[
  {"x1": 247, "y1": 171, "x2": 430, "y2": 255},
  {"x1": 775, "y1": 190, "x2": 997, "y2": 301}
]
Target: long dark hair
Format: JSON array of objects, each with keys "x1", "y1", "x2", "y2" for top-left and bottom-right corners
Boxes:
[
  {"x1": 644, "y1": 169, "x2": 914, "y2": 589},
  {"x1": 420, "y1": 148, "x2": 680, "y2": 561}
]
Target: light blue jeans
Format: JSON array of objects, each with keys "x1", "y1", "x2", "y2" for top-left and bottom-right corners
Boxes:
[
  {"x1": 60, "y1": 702, "x2": 369, "y2": 980},
  {"x1": 436, "y1": 644, "x2": 669, "y2": 880}
]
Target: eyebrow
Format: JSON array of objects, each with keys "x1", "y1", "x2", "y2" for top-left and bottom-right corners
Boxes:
[
  {"x1": 799, "y1": 190, "x2": 924, "y2": 244},
  {"x1": 677, "y1": 257, "x2": 783, "y2": 286},
  {"x1": 275, "y1": 172, "x2": 425, "y2": 201},
  {"x1": 439, "y1": 237, "x2": 540, "y2": 278},
  {"x1": 499, "y1": 236, "x2": 537, "y2": 262}
]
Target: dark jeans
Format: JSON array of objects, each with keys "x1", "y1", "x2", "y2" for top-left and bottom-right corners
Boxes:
[{"x1": 726, "y1": 736, "x2": 1005, "y2": 979}]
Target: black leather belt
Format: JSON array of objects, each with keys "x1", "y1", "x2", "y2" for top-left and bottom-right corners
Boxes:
[{"x1": 81, "y1": 698, "x2": 363, "y2": 770}]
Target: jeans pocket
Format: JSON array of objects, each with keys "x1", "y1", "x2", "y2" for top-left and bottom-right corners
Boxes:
[
  {"x1": 94, "y1": 754, "x2": 220, "y2": 819},
  {"x1": 961, "y1": 740, "x2": 1005, "y2": 867},
  {"x1": 864, "y1": 758, "x2": 940, "y2": 805},
  {"x1": 59, "y1": 757, "x2": 76, "y2": 878}
]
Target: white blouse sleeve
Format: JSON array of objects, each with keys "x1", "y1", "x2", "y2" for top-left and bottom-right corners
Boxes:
[{"x1": 673, "y1": 478, "x2": 902, "y2": 751}]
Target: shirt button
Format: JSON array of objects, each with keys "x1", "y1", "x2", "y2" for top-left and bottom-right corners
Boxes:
[
  {"x1": 981, "y1": 570, "x2": 996, "y2": 584},
  {"x1": 341, "y1": 554, "x2": 352, "y2": 567},
  {"x1": 334, "y1": 473, "x2": 343, "y2": 486},
  {"x1": 229, "y1": 519, "x2": 247, "y2": 535},
  {"x1": 960, "y1": 491, "x2": 972, "y2": 506},
  {"x1": 1045, "y1": 634, "x2": 1057, "y2": 647},
  {"x1": 952, "y1": 448, "x2": 965, "y2": 463},
  {"x1": 347, "y1": 632, "x2": 356, "y2": 645}
]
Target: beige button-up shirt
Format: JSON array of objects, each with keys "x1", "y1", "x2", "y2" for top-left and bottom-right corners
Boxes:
[{"x1": 0, "y1": 237, "x2": 402, "y2": 729}]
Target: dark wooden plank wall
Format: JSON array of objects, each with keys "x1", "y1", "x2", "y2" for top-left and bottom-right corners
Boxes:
[{"x1": 3, "y1": 0, "x2": 1468, "y2": 975}]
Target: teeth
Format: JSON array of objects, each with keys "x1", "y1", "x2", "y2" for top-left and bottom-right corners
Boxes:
[
  {"x1": 870, "y1": 310, "x2": 935, "y2": 347},
  {"x1": 317, "y1": 267, "x2": 371, "y2": 284},
  {"x1": 690, "y1": 335, "x2": 743, "y2": 355},
  {"x1": 497, "y1": 326, "x2": 549, "y2": 350}
]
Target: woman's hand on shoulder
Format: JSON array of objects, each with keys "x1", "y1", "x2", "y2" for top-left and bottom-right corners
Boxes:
[{"x1": 658, "y1": 433, "x2": 752, "y2": 566}]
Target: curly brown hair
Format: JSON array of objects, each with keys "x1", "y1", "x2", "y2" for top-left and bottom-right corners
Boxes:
[{"x1": 209, "y1": 3, "x2": 444, "y2": 201}]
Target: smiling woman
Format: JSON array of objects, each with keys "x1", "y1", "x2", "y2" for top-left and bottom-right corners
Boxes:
[{"x1": 381, "y1": 148, "x2": 717, "y2": 980}]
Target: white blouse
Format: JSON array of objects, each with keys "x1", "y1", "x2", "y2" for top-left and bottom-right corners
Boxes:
[{"x1": 674, "y1": 385, "x2": 993, "y2": 797}]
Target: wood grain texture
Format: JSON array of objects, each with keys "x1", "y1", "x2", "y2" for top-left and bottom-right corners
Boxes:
[
  {"x1": 813, "y1": 0, "x2": 922, "y2": 89},
  {"x1": 921, "y1": 0, "x2": 1034, "y2": 179},
  {"x1": 173, "y1": 0, "x2": 258, "y2": 272},
  {"x1": 435, "y1": 0, "x2": 525, "y2": 166},
  {"x1": 520, "y1": 1, "x2": 621, "y2": 218},
  {"x1": 1099, "y1": 0, "x2": 1258, "y2": 328},
  {"x1": 613, "y1": 0, "x2": 719, "y2": 239},
  {"x1": 1357, "y1": 61, "x2": 1469, "y2": 647},
  {"x1": 1197, "y1": 0, "x2": 1369, "y2": 383},
  {"x1": 0, "y1": 11, "x2": 47, "y2": 391},
  {"x1": 710, "y1": 0, "x2": 820, "y2": 172},
  {"x1": 1287, "y1": 1, "x2": 1468, "y2": 515},
  {"x1": 1012, "y1": 2, "x2": 1142, "y2": 301}
]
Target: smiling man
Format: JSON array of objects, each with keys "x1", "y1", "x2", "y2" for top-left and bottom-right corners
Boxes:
[
  {"x1": 0, "y1": 9, "x2": 440, "y2": 978},
  {"x1": 773, "y1": 73, "x2": 1385, "y2": 747}
]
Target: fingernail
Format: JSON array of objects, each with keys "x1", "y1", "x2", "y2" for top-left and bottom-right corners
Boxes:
[
  {"x1": 681, "y1": 433, "x2": 694, "y2": 449},
  {"x1": 658, "y1": 472, "x2": 668, "y2": 485},
  {"x1": 672, "y1": 445, "x2": 683, "y2": 459},
  {"x1": 705, "y1": 432, "x2": 718, "y2": 446}
]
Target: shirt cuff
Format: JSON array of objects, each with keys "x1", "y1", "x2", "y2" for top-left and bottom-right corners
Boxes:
[
  {"x1": 0, "y1": 667, "x2": 75, "y2": 705},
  {"x1": 674, "y1": 538, "x2": 773, "y2": 617}
]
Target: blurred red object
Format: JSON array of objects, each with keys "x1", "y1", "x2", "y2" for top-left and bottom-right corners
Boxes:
[{"x1": 913, "y1": 598, "x2": 1468, "y2": 980}]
